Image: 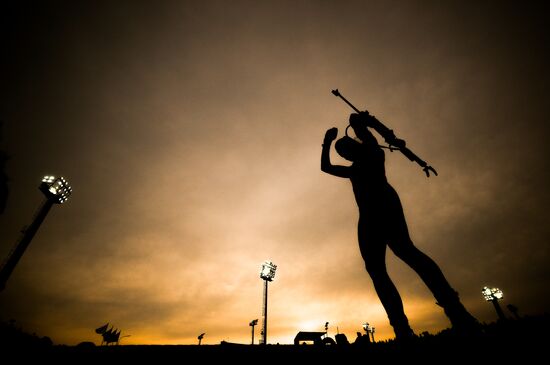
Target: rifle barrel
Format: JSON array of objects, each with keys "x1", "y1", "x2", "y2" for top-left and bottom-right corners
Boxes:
[{"x1": 331, "y1": 89, "x2": 436, "y2": 177}]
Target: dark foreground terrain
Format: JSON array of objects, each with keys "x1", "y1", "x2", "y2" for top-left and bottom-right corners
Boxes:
[{"x1": 2, "y1": 316, "x2": 547, "y2": 363}]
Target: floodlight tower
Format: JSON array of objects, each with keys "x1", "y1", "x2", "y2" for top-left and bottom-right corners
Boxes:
[
  {"x1": 0, "y1": 175, "x2": 72, "y2": 292},
  {"x1": 197, "y1": 333, "x2": 205, "y2": 345},
  {"x1": 259, "y1": 260, "x2": 277, "y2": 345},
  {"x1": 482, "y1": 286, "x2": 506, "y2": 320},
  {"x1": 362, "y1": 323, "x2": 372, "y2": 343},
  {"x1": 249, "y1": 319, "x2": 258, "y2": 345}
]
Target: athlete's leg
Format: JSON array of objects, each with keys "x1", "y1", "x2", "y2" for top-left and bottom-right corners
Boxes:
[
  {"x1": 358, "y1": 217, "x2": 414, "y2": 340},
  {"x1": 385, "y1": 188, "x2": 480, "y2": 333}
]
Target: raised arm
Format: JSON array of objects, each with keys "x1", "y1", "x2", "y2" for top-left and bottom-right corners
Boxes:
[{"x1": 321, "y1": 127, "x2": 351, "y2": 178}]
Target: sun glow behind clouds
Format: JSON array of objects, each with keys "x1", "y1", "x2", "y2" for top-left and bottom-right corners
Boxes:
[{"x1": 1, "y1": 0, "x2": 548, "y2": 346}]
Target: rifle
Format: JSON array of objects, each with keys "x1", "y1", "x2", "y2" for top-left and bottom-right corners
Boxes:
[{"x1": 331, "y1": 89, "x2": 437, "y2": 177}]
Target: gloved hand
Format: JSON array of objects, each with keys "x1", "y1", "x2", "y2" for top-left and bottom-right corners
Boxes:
[{"x1": 324, "y1": 127, "x2": 338, "y2": 143}]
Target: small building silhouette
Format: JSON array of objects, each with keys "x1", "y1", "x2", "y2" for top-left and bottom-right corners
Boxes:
[{"x1": 294, "y1": 331, "x2": 336, "y2": 345}]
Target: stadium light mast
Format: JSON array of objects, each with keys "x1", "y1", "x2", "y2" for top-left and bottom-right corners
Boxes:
[
  {"x1": 249, "y1": 319, "x2": 258, "y2": 345},
  {"x1": 482, "y1": 286, "x2": 506, "y2": 320},
  {"x1": 0, "y1": 175, "x2": 72, "y2": 292},
  {"x1": 197, "y1": 333, "x2": 205, "y2": 345},
  {"x1": 259, "y1": 260, "x2": 277, "y2": 345},
  {"x1": 362, "y1": 322, "x2": 372, "y2": 343}
]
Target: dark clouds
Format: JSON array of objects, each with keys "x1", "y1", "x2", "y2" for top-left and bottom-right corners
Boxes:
[{"x1": 0, "y1": 1, "x2": 548, "y2": 344}]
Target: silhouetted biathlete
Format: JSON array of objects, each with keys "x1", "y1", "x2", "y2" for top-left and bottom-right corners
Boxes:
[{"x1": 321, "y1": 113, "x2": 480, "y2": 340}]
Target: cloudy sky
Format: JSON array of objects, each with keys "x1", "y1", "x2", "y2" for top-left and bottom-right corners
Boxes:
[{"x1": 0, "y1": 1, "x2": 548, "y2": 345}]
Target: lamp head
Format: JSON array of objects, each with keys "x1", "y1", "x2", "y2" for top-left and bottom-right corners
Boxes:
[
  {"x1": 260, "y1": 260, "x2": 277, "y2": 281},
  {"x1": 482, "y1": 286, "x2": 503, "y2": 301},
  {"x1": 40, "y1": 175, "x2": 72, "y2": 204}
]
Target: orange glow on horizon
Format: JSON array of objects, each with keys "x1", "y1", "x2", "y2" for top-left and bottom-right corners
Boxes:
[{"x1": 1, "y1": 1, "x2": 547, "y2": 347}]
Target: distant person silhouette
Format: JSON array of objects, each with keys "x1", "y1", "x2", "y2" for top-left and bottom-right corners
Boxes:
[{"x1": 321, "y1": 113, "x2": 479, "y2": 340}]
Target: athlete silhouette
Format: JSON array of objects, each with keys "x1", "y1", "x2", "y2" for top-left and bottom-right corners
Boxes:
[{"x1": 321, "y1": 113, "x2": 479, "y2": 340}]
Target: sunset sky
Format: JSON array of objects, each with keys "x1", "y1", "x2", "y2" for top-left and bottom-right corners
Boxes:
[{"x1": 0, "y1": 1, "x2": 548, "y2": 345}]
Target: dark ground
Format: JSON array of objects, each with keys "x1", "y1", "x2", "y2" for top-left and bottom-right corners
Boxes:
[{"x1": 1, "y1": 315, "x2": 547, "y2": 363}]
